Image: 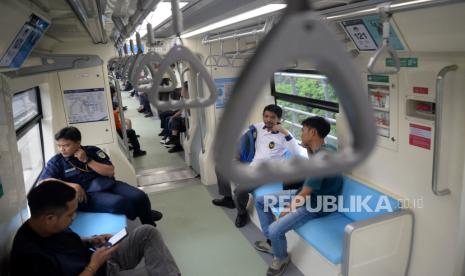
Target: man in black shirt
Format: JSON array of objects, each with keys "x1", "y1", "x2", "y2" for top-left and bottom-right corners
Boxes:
[{"x1": 10, "y1": 180, "x2": 180, "y2": 276}]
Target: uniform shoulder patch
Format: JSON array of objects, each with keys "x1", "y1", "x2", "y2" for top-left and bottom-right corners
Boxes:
[{"x1": 97, "y1": 150, "x2": 107, "y2": 159}]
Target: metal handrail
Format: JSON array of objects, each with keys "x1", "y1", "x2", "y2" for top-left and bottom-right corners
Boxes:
[
  {"x1": 432, "y1": 65, "x2": 458, "y2": 196},
  {"x1": 214, "y1": 0, "x2": 377, "y2": 186},
  {"x1": 149, "y1": 0, "x2": 217, "y2": 109},
  {"x1": 367, "y1": 4, "x2": 400, "y2": 75}
]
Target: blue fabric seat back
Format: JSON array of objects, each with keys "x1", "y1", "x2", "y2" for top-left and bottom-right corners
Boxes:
[
  {"x1": 70, "y1": 212, "x2": 127, "y2": 237},
  {"x1": 340, "y1": 176, "x2": 400, "y2": 222},
  {"x1": 294, "y1": 212, "x2": 353, "y2": 264}
]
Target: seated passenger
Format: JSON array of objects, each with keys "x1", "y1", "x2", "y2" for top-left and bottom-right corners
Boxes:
[
  {"x1": 10, "y1": 180, "x2": 180, "y2": 276},
  {"x1": 212, "y1": 104, "x2": 305, "y2": 227},
  {"x1": 253, "y1": 116, "x2": 343, "y2": 276},
  {"x1": 39, "y1": 126, "x2": 162, "y2": 225},
  {"x1": 162, "y1": 81, "x2": 189, "y2": 153},
  {"x1": 113, "y1": 104, "x2": 147, "y2": 157}
]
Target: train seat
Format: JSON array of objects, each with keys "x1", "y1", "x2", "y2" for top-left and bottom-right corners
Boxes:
[
  {"x1": 253, "y1": 175, "x2": 413, "y2": 275},
  {"x1": 70, "y1": 212, "x2": 127, "y2": 237}
]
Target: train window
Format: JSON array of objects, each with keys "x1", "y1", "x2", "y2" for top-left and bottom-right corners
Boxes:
[
  {"x1": 272, "y1": 70, "x2": 339, "y2": 147},
  {"x1": 12, "y1": 87, "x2": 45, "y2": 192}
]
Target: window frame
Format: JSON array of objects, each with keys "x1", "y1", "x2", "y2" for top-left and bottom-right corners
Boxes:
[
  {"x1": 271, "y1": 69, "x2": 340, "y2": 113},
  {"x1": 13, "y1": 87, "x2": 45, "y2": 191}
]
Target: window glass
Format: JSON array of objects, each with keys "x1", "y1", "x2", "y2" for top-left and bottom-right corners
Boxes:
[
  {"x1": 277, "y1": 100, "x2": 338, "y2": 148},
  {"x1": 17, "y1": 124, "x2": 44, "y2": 192},
  {"x1": 13, "y1": 88, "x2": 40, "y2": 130},
  {"x1": 274, "y1": 71, "x2": 338, "y2": 103}
]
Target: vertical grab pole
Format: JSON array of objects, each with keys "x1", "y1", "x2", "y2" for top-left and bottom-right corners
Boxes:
[
  {"x1": 112, "y1": 72, "x2": 132, "y2": 162},
  {"x1": 432, "y1": 65, "x2": 458, "y2": 196}
]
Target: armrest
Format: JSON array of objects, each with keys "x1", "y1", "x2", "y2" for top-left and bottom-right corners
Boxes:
[{"x1": 342, "y1": 209, "x2": 414, "y2": 276}]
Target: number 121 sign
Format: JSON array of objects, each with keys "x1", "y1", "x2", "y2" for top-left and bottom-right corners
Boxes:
[{"x1": 342, "y1": 19, "x2": 378, "y2": 51}]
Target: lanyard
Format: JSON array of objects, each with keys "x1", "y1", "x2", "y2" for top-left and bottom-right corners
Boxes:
[{"x1": 67, "y1": 159, "x2": 90, "y2": 173}]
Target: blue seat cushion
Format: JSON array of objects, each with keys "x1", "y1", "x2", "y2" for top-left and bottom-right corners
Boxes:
[
  {"x1": 294, "y1": 212, "x2": 353, "y2": 264},
  {"x1": 70, "y1": 212, "x2": 127, "y2": 237},
  {"x1": 340, "y1": 176, "x2": 400, "y2": 222}
]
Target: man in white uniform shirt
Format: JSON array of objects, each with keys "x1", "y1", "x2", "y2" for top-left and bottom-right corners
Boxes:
[{"x1": 213, "y1": 104, "x2": 305, "y2": 227}]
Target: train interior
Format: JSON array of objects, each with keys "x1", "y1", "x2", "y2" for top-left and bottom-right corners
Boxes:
[{"x1": 1, "y1": 0, "x2": 465, "y2": 275}]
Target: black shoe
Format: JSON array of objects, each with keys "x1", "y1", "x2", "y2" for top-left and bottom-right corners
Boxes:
[
  {"x1": 144, "y1": 113, "x2": 154, "y2": 118},
  {"x1": 212, "y1": 197, "x2": 235, "y2": 209},
  {"x1": 128, "y1": 145, "x2": 133, "y2": 151},
  {"x1": 138, "y1": 108, "x2": 146, "y2": 113},
  {"x1": 122, "y1": 106, "x2": 128, "y2": 111},
  {"x1": 151, "y1": 210, "x2": 163, "y2": 221},
  {"x1": 168, "y1": 145, "x2": 183, "y2": 153},
  {"x1": 133, "y1": 150, "x2": 147, "y2": 158},
  {"x1": 158, "y1": 131, "x2": 165, "y2": 136},
  {"x1": 235, "y1": 214, "x2": 248, "y2": 228}
]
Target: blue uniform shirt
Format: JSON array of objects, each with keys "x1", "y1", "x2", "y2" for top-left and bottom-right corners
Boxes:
[
  {"x1": 303, "y1": 144, "x2": 343, "y2": 213},
  {"x1": 39, "y1": 146, "x2": 112, "y2": 190}
]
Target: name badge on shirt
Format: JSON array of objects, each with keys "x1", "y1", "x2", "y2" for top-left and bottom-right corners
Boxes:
[{"x1": 65, "y1": 167, "x2": 77, "y2": 174}]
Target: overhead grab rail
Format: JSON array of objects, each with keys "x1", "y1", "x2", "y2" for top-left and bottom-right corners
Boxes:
[
  {"x1": 214, "y1": 0, "x2": 377, "y2": 186},
  {"x1": 149, "y1": 0, "x2": 217, "y2": 109},
  {"x1": 432, "y1": 65, "x2": 458, "y2": 196},
  {"x1": 367, "y1": 4, "x2": 400, "y2": 75}
]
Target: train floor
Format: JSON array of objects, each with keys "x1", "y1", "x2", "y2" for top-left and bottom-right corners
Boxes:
[{"x1": 120, "y1": 91, "x2": 303, "y2": 276}]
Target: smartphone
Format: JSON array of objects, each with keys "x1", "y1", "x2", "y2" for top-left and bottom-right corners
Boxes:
[
  {"x1": 105, "y1": 227, "x2": 128, "y2": 247},
  {"x1": 90, "y1": 228, "x2": 128, "y2": 251}
]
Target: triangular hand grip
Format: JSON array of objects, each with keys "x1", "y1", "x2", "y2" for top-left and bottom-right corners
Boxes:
[
  {"x1": 149, "y1": 44, "x2": 217, "y2": 109},
  {"x1": 128, "y1": 52, "x2": 178, "y2": 93},
  {"x1": 367, "y1": 44, "x2": 400, "y2": 75},
  {"x1": 214, "y1": 9, "x2": 377, "y2": 187}
]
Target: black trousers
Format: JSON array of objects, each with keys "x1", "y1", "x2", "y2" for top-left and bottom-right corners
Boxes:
[
  {"x1": 79, "y1": 180, "x2": 153, "y2": 224},
  {"x1": 159, "y1": 110, "x2": 177, "y2": 129},
  {"x1": 215, "y1": 168, "x2": 252, "y2": 215},
  {"x1": 117, "y1": 129, "x2": 141, "y2": 152}
]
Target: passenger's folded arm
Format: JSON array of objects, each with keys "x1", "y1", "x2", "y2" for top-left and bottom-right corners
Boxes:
[{"x1": 87, "y1": 161, "x2": 115, "y2": 177}]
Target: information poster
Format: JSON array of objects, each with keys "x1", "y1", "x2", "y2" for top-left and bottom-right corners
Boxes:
[
  {"x1": 64, "y1": 88, "x2": 109, "y2": 124},
  {"x1": 215, "y1": 78, "x2": 237, "y2": 109},
  {"x1": 409, "y1": 123, "x2": 432, "y2": 150},
  {"x1": 0, "y1": 14, "x2": 49, "y2": 68}
]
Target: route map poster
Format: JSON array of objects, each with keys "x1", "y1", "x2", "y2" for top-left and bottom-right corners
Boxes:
[{"x1": 63, "y1": 88, "x2": 109, "y2": 124}]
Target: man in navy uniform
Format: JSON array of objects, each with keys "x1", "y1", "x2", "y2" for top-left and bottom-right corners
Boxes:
[{"x1": 39, "y1": 126, "x2": 162, "y2": 226}]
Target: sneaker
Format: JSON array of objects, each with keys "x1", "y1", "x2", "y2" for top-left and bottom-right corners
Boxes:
[
  {"x1": 138, "y1": 108, "x2": 146, "y2": 113},
  {"x1": 267, "y1": 256, "x2": 290, "y2": 276},
  {"x1": 235, "y1": 213, "x2": 248, "y2": 228},
  {"x1": 144, "y1": 113, "x2": 154, "y2": 118},
  {"x1": 160, "y1": 137, "x2": 169, "y2": 144},
  {"x1": 133, "y1": 150, "x2": 147, "y2": 158},
  {"x1": 151, "y1": 210, "x2": 163, "y2": 221},
  {"x1": 212, "y1": 197, "x2": 235, "y2": 209},
  {"x1": 254, "y1": 240, "x2": 273, "y2": 255},
  {"x1": 168, "y1": 145, "x2": 183, "y2": 153},
  {"x1": 158, "y1": 131, "x2": 165, "y2": 136}
]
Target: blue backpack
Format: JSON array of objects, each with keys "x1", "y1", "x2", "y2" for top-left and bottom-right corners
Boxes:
[{"x1": 238, "y1": 125, "x2": 257, "y2": 163}]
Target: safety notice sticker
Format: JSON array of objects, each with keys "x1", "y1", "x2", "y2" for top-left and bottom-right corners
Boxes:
[{"x1": 409, "y1": 123, "x2": 431, "y2": 150}]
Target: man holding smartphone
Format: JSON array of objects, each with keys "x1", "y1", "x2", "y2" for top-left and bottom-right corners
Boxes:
[
  {"x1": 10, "y1": 180, "x2": 180, "y2": 276},
  {"x1": 212, "y1": 104, "x2": 306, "y2": 227}
]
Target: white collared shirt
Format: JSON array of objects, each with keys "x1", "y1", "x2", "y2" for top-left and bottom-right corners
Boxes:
[{"x1": 250, "y1": 122, "x2": 306, "y2": 165}]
